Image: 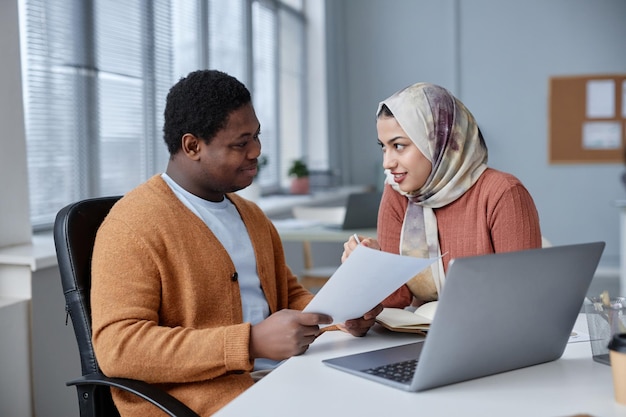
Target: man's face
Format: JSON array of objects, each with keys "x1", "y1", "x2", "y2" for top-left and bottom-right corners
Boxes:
[{"x1": 191, "y1": 102, "x2": 262, "y2": 201}]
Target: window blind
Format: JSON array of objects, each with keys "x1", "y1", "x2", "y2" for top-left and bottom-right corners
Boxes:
[
  {"x1": 252, "y1": 1, "x2": 279, "y2": 188},
  {"x1": 21, "y1": 0, "x2": 308, "y2": 229}
]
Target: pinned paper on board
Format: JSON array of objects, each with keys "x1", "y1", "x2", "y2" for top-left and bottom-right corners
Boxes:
[
  {"x1": 623, "y1": 80, "x2": 626, "y2": 118},
  {"x1": 582, "y1": 121, "x2": 621, "y2": 150},
  {"x1": 586, "y1": 79, "x2": 615, "y2": 118}
]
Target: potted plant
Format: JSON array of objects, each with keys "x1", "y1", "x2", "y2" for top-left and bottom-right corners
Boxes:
[{"x1": 288, "y1": 158, "x2": 310, "y2": 194}]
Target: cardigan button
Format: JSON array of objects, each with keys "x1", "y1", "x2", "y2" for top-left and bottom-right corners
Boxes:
[{"x1": 231, "y1": 272, "x2": 238, "y2": 282}]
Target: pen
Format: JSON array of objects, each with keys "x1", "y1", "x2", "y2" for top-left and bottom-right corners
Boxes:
[{"x1": 353, "y1": 233, "x2": 361, "y2": 245}]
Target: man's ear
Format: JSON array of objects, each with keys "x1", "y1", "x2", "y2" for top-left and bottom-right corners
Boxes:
[{"x1": 181, "y1": 133, "x2": 201, "y2": 160}]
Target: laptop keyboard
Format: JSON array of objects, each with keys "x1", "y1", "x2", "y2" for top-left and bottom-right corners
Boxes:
[{"x1": 364, "y1": 359, "x2": 418, "y2": 384}]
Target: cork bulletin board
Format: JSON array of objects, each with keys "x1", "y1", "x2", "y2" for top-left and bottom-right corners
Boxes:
[{"x1": 549, "y1": 74, "x2": 626, "y2": 163}]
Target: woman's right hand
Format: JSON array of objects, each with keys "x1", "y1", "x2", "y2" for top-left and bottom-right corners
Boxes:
[{"x1": 341, "y1": 234, "x2": 380, "y2": 263}]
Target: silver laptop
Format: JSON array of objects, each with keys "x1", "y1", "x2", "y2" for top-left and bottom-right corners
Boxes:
[
  {"x1": 322, "y1": 242, "x2": 605, "y2": 391},
  {"x1": 328, "y1": 191, "x2": 382, "y2": 230}
]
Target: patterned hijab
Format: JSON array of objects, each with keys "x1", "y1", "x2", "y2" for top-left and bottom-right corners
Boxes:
[{"x1": 377, "y1": 83, "x2": 488, "y2": 299}]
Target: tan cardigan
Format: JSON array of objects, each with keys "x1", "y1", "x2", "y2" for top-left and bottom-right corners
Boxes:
[
  {"x1": 379, "y1": 168, "x2": 542, "y2": 307},
  {"x1": 91, "y1": 175, "x2": 313, "y2": 416}
]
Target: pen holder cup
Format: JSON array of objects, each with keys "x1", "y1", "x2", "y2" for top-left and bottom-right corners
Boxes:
[{"x1": 584, "y1": 296, "x2": 626, "y2": 365}]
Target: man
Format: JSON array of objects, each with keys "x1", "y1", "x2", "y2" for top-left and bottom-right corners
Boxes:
[{"x1": 91, "y1": 69, "x2": 382, "y2": 416}]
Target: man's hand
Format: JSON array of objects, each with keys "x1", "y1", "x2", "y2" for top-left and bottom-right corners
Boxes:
[{"x1": 250, "y1": 309, "x2": 332, "y2": 360}]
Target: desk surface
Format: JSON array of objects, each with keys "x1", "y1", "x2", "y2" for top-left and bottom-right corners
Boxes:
[
  {"x1": 214, "y1": 316, "x2": 626, "y2": 417},
  {"x1": 257, "y1": 185, "x2": 369, "y2": 217},
  {"x1": 273, "y1": 220, "x2": 377, "y2": 243}
]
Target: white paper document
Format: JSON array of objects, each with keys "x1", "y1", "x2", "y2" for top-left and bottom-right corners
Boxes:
[
  {"x1": 622, "y1": 80, "x2": 626, "y2": 118},
  {"x1": 303, "y1": 245, "x2": 438, "y2": 324},
  {"x1": 582, "y1": 121, "x2": 621, "y2": 149},
  {"x1": 586, "y1": 79, "x2": 615, "y2": 118}
]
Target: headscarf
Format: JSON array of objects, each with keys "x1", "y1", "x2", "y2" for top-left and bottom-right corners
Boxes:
[{"x1": 377, "y1": 83, "x2": 488, "y2": 299}]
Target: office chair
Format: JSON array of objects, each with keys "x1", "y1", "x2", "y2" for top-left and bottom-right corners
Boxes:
[{"x1": 54, "y1": 196, "x2": 200, "y2": 417}]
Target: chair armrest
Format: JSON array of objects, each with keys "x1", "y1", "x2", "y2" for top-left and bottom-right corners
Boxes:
[{"x1": 67, "y1": 373, "x2": 200, "y2": 417}]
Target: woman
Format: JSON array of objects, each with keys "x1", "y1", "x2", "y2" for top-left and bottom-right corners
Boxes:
[{"x1": 342, "y1": 82, "x2": 541, "y2": 308}]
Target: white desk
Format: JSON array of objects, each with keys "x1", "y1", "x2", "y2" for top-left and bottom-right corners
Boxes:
[
  {"x1": 214, "y1": 316, "x2": 626, "y2": 417},
  {"x1": 257, "y1": 185, "x2": 370, "y2": 218},
  {"x1": 273, "y1": 221, "x2": 377, "y2": 243}
]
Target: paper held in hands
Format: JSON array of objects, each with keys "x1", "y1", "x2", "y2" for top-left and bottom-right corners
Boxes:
[
  {"x1": 302, "y1": 245, "x2": 439, "y2": 325},
  {"x1": 375, "y1": 301, "x2": 438, "y2": 334}
]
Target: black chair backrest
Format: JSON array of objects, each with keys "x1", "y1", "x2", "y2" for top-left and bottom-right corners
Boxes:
[
  {"x1": 54, "y1": 196, "x2": 122, "y2": 415},
  {"x1": 55, "y1": 196, "x2": 121, "y2": 375}
]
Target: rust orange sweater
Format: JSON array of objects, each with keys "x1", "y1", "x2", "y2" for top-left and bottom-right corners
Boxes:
[
  {"x1": 378, "y1": 168, "x2": 542, "y2": 307},
  {"x1": 91, "y1": 175, "x2": 313, "y2": 416}
]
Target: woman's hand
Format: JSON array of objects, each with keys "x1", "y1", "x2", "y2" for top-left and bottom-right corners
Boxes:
[
  {"x1": 341, "y1": 234, "x2": 380, "y2": 263},
  {"x1": 336, "y1": 304, "x2": 384, "y2": 337}
]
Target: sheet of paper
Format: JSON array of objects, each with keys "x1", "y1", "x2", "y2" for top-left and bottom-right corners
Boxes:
[
  {"x1": 568, "y1": 330, "x2": 590, "y2": 344},
  {"x1": 586, "y1": 79, "x2": 615, "y2": 118},
  {"x1": 303, "y1": 245, "x2": 438, "y2": 324},
  {"x1": 582, "y1": 121, "x2": 621, "y2": 149},
  {"x1": 622, "y1": 80, "x2": 626, "y2": 118}
]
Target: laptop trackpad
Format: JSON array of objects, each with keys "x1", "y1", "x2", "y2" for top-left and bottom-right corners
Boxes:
[{"x1": 323, "y1": 341, "x2": 424, "y2": 371}]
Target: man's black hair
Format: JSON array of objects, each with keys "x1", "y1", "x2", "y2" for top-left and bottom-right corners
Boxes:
[{"x1": 163, "y1": 69, "x2": 251, "y2": 155}]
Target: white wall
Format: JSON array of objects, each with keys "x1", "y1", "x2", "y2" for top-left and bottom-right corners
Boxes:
[
  {"x1": 0, "y1": 298, "x2": 31, "y2": 417},
  {"x1": 0, "y1": 1, "x2": 33, "y2": 414},
  {"x1": 0, "y1": 0, "x2": 31, "y2": 248},
  {"x1": 327, "y1": 0, "x2": 626, "y2": 271}
]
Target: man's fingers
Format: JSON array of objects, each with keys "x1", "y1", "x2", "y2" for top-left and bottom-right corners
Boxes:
[{"x1": 298, "y1": 312, "x2": 333, "y2": 326}]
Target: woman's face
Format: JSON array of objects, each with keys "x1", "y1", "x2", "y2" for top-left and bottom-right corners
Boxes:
[{"x1": 377, "y1": 115, "x2": 432, "y2": 193}]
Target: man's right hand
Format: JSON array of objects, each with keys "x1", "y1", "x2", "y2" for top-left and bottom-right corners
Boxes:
[{"x1": 250, "y1": 309, "x2": 332, "y2": 360}]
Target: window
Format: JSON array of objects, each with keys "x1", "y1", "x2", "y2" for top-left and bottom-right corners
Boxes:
[{"x1": 20, "y1": 0, "x2": 308, "y2": 229}]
